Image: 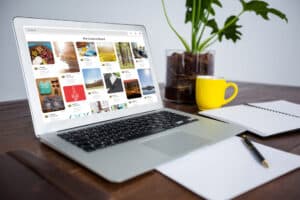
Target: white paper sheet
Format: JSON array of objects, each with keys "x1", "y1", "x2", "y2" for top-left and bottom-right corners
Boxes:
[{"x1": 157, "y1": 137, "x2": 300, "y2": 200}]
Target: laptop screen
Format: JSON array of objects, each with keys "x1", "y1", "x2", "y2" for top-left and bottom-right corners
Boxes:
[{"x1": 23, "y1": 26, "x2": 158, "y2": 123}]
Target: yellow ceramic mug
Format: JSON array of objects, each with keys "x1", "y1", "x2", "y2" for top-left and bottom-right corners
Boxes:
[{"x1": 196, "y1": 76, "x2": 238, "y2": 110}]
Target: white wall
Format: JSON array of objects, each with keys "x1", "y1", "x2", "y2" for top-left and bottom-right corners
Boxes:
[
  {"x1": 214, "y1": 0, "x2": 300, "y2": 87},
  {"x1": 0, "y1": 0, "x2": 299, "y2": 102}
]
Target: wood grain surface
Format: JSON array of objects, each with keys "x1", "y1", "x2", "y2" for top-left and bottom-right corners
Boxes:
[{"x1": 0, "y1": 82, "x2": 299, "y2": 200}]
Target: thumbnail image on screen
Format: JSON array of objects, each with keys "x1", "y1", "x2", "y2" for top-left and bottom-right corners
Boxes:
[{"x1": 28, "y1": 41, "x2": 55, "y2": 65}]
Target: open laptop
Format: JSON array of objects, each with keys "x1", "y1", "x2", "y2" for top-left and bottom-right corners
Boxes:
[{"x1": 13, "y1": 17, "x2": 245, "y2": 182}]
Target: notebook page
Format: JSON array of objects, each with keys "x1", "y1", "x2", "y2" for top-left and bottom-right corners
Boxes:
[
  {"x1": 250, "y1": 100, "x2": 300, "y2": 117},
  {"x1": 199, "y1": 105, "x2": 300, "y2": 137},
  {"x1": 157, "y1": 137, "x2": 300, "y2": 200}
]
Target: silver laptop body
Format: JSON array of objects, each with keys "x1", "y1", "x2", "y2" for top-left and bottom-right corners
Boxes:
[{"x1": 13, "y1": 17, "x2": 245, "y2": 182}]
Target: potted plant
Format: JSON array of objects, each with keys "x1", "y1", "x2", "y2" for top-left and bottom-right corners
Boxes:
[{"x1": 162, "y1": 0, "x2": 287, "y2": 104}]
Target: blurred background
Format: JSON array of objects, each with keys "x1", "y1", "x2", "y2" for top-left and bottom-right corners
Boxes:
[{"x1": 0, "y1": 0, "x2": 299, "y2": 102}]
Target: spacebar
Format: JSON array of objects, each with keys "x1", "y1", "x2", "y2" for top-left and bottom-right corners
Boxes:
[
  {"x1": 145, "y1": 127, "x2": 166, "y2": 135},
  {"x1": 126, "y1": 127, "x2": 166, "y2": 140}
]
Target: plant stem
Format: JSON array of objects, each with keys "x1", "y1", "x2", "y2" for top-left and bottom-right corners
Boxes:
[
  {"x1": 196, "y1": 0, "x2": 202, "y2": 29},
  {"x1": 191, "y1": 0, "x2": 196, "y2": 52},
  {"x1": 196, "y1": 11, "x2": 210, "y2": 48},
  {"x1": 203, "y1": 37, "x2": 218, "y2": 50},
  {"x1": 161, "y1": 0, "x2": 191, "y2": 52}
]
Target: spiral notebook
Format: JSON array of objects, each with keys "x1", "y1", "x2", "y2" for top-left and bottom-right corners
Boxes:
[{"x1": 199, "y1": 100, "x2": 300, "y2": 137}]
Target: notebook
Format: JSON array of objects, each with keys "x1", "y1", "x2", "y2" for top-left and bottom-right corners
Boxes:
[
  {"x1": 13, "y1": 17, "x2": 245, "y2": 182},
  {"x1": 199, "y1": 100, "x2": 300, "y2": 137},
  {"x1": 157, "y1": 136, "x2": 300, "y2": 200}
]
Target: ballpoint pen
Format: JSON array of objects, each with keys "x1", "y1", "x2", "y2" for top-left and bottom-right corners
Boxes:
[{"x1": 242, "y1": 135, "x2": 269, "y2": 168}]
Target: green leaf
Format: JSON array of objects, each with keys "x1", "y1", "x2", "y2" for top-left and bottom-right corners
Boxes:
[
  {"x1": 212, "y1": 0, "x2": 222, "y2": 8},
  {"x1": 207, "y1": 0, "x2": 223, "y2": 15},
  {"x1": 206, "y1": 19, "x2": 219, "y2": 34},
  {"x1": 218, "y1": 16, "x2": 242, "y2": 42},
  {"x1": 185, "y1": 0, "x2": 194, "y2": 23},
  {"x1": 240, "y1": 0, "x2": 288, "y2": 22},
  {"x1": 268, "y1": 8, "x2": 288, "y2": 22},
  {"x1": 185, "y1": 0, "x2": 193, "y2": 23}
]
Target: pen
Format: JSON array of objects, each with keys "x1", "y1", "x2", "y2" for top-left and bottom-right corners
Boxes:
[{"x1": 242, "y1": 135, "x2": 269, "y2": 168}]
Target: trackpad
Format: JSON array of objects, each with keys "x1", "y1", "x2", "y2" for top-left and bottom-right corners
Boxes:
[{"x1": 143, "y1": 132, "x2": 210, "y2": 157}]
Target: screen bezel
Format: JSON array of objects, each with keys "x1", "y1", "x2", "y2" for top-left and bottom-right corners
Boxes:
[{"x1": 13, "y1": 17, "x2": 163, "y2": 137}]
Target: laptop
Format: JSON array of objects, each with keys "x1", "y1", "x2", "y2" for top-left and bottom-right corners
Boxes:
[{"x1": 13, "y1": 17, "x2": 245, "y2": 182}]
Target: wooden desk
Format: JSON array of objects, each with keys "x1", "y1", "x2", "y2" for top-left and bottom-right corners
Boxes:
[{"x1": 0, "y1": 82, "x2": 300, "y2": 200}]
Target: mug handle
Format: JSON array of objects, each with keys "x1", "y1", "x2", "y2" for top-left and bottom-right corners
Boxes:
[{"x1": 223, "y1": 82, "x2": 238, "y2": 105}]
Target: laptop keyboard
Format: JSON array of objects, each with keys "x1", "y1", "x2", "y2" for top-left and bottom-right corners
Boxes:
[{"x1": 58, "y1": 111, "x2": 198, "y2": 152}]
